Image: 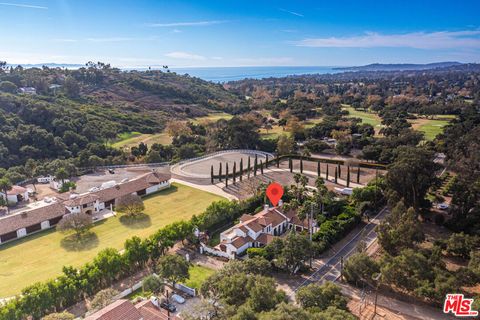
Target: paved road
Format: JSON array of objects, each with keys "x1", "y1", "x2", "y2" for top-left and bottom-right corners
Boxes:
[{"x1": 292, "y1": 207, "x2": 389, "y2": 292}]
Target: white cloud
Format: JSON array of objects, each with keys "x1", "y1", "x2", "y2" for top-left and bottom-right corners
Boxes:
[
  {"x1": 52, "y1": 38, "x2": 77, "y2": 43},
  {"x1": 279, "y1": 8, "x2": 304, "y2": 17},
  {"x1": 172, "y1": 29, "x2": 182, "y2": 33},
  {"x1": 165, "y1": 51, "x2": 206, "y2": 60},
  {"x1": 0, "y1": 2, "x2": 47, "y2": 9},
  {"x1": 147, "y1": 20, "x2": 228, "y2": 27},
  {"x1": 295, "y1": 30, "x2": 480, "y2": 49}
]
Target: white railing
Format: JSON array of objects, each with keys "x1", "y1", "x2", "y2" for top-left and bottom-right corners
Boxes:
[{"x1": 172, "y1": 149, "x2": 274, "y2": 179}]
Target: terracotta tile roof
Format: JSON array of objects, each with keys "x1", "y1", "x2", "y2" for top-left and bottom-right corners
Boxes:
[
  {"x1": 255, "y1": 208, "x2": 286, "y2": 227},
  {"x1": 284, "y1": 208, "x2": 309, "y2": 228},
  {"x1": 64, "y1": 194, "x2": 99, "y2": 207},
  {"x1": 0, "y1": 172, "x2": 170, "y2": 237},
  {"x1": 231, "y1": 235, "x2": 254, "y2": 249},
  {"x1": 256, "y1": 233, "x2": 275, "y2": 245},
  {"x1": 0, "y1": 201, "x2": 65, "y2": 235},
  {"x1": 245, "y1": 220, "x2": 263, "y2": 233},
  {"x1": 93, "y1": 172, "x2": 170, "y2": 203},
  {"x1": 3, "y1": 185, "x2": 27, "y2": 196},
  {"x1": 256, "y1": 216, "x2": 273, "y2": 227},
  {"x1": 239, "y1": 214, "x2": 255, "y2": 223},
  {"x1": 85, "y1": 299, "x2": 142, "y2": 320},
  {"x1": 136, "y1": 300, "x2": 180, "y2": 320}
]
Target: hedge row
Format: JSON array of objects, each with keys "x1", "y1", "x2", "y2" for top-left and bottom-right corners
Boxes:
[{"x1": 0, "y1": 194, "x2": 264, "y2": 320}]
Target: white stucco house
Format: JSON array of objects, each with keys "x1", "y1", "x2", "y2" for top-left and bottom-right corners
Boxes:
[
  {"x1": 0, "y1": 185, "x2": 29, "y2": 205},
  {"x1": 213, "y1": 204, "x2": 315, "y2": 259}
]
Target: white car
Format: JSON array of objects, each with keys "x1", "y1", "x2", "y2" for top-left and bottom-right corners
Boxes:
[
  {"x1": 437, "y1": 203, "x2": 449, "y2": 210},
  {"x1": 172, "y1": 294, "x2": 185, "y2": 304}
]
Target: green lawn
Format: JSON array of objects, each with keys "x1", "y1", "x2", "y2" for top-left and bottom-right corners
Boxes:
[
  {"x1": 408, "y1": 118, "x2": 451, "y2": 140},
  {"x1": 0, "y1": 183, "x2": 223, "y2": 297},
  {"x1": 342, "y1": 104, "x2": 382, "y2": 130},
  {"x1": 182, "y1": 265, "x2": 215, "y2": 290},
  {"x1": 259, "y1": 125, "x2": 286, "y2": 139},
  {"x1": 111, "y1": 132, "x2": 173, "y2": 149}
]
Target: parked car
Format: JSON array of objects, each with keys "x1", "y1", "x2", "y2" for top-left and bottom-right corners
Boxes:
[
  {"x1": 172, "y1": 294, "x2": 185, "y2": 304},
  {"x1": 160, "y1": 302, "x2": 177, "y2": 312}
]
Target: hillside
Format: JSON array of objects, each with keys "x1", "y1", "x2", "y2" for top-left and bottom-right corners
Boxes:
[
  {"x1": 334, "y1": 61, "x2": 463, "y2": 71},
  {"x1": 0, "y1": 63, "x2": 245, "y2": 169}
]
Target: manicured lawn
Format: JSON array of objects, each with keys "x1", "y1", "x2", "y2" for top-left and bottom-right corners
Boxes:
[
  {"x1": 342, "y1": 105, "x2": 382, "y2": 130},
  {"x1": 182, "y1": 265, "x2": 215, "y2": 290},
  {"x1": 111, "y1": 132, "x2": 173, "y2": 149},
  {"x1": 0, "y1": 183, "x2": 223, "y2": 297},
  {"x1": 408, "y1": 118, "x2": 451, "y2": 140}
]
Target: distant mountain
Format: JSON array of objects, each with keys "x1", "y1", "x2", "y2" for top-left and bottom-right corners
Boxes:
[
  {"x1": 5, "y1": 63, "x2": 84, "y2": 69},
  {"x1": 335, "y1": 62, "x2": 463, "y2": 71}
]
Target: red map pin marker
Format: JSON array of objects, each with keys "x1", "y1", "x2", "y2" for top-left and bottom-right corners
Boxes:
[{"x1": 266, "y1": 182, "x2": 284, "y2": 206}]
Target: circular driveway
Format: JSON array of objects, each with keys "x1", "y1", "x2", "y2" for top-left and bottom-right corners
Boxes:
[{"x1": 171, "y1": 150, "x2": 273, "y2": 179}]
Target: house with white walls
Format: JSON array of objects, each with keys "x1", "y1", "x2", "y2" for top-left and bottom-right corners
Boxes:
[
  {"x1": 0, "y1": 185, "x2": 29, "y2": 205},
  {"x1": 213, "y1": 204, "x2": 315, "y2": 259}
]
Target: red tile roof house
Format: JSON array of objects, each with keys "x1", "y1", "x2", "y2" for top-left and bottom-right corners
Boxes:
[
  {"x1": 0, "y1": 185, "x2": 29, "y2": 205},
  {"x1": 214, "y1": 204, "x2": 316, "y2": 259},
  {"x1": 0, "y1": 172, "x2": 170, "y2": 244},
  {"x1": 84, "y1": 298, "x2": 180, "y2": 320}
]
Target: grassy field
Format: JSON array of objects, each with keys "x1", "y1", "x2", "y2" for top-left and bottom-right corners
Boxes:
[
  {"x1": 342, "y1": 105, "x2": 382, "y2": 130},
  {"x1": 111, "y1": 132, "x2": 173, "y2": 149},
  {"x1": 408, "y1": 117, "x2": 452, "y2": 140},
  {"x1": 0, "y1": 183, "x2": 223, "y2": 297},
  {"x1": 192, "y1": 112, "x2": 233, "y2": 124},
  {"x1": 259, "y1": 125, "x2": 286, "y2": 139},
  {"x1": 182, "y1": 264, "x2": 216, "y2": 290}
]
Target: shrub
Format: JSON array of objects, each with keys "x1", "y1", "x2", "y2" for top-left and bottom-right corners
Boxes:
[
  {"x1": 247, "y1": 247, "x2": 268, "y2": 259},
  {"x1": 90, "y1": 288, "x2": 119, "y2": 310}
]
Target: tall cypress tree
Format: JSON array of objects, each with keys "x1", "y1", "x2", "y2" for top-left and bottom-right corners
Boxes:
[
  {"x1": 276, "y1": 154, "x2": 280, "y2": 168},
  {"x1": 247, "y1": 157, "x2": 251, "y2": 178},
  {"x1": 254, "y1": 155, "x2": 258, "y2": 176},
  {"x1": 240, "y1": 158, "x2": 244, "y2": 182},
  {"x1": 233, "y1": 162, "x2": 236, "y2": 184},
  {"x1": 211, "y1": 165, "x2": 214, "y2": 184},
  {"x1": 357, "y1": 166, "x2": 361, "y2": 184},
  {"x1": 334, "y1": 167, "x2": 338, "y2": 184},
  {"x1": 300, "y1": 158, "x2": 303, "y2": 173},
  {"x1": 317, "y1": 161, "x2": 320, "y2": 176},
  {"x1": 347, "y1": 165, "x2": 350, "y2": 187},
  {"x1": 225, "y1": 163, "x2": 229, "y2": 187},
  {"x1": 326, "y1": 164, "x2": 329, "y2": 180},
  {"x1": 260, "y1": 161, "x2": 264, "y2": 174},
  {"x1": 219, "y1": 163, "x2": 223, "y2": 182},
  {"x1": 265, "y1": 155, "x2": 269, "y2": 168},
  {"x1": 338, "y1": 164, "x2": 342, "y2": 178},
  {"x1": 289, "y1": 157, "x2": 293, "y2": 172}
]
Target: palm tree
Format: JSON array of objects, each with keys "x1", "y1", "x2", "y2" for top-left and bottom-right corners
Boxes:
[
  {"x1": 0, "y1": 177, "x2": 13, "y2": 215},
  {"x1": 55, "y1": 168, "x2": 68, "y2": 185}
]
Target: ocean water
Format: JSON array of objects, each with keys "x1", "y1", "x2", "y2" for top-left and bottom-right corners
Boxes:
[{"x1": 167, "y1": 66, "x2": 341, "y2": 82}]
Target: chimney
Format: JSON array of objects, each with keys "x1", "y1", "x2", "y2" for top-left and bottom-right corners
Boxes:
[{"x1": 264, "y1": 204, "x2": 269, "y2": 211}]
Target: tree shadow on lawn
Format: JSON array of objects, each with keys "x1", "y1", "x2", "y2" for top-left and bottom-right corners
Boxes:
[
  {"x1": 119, "y1": 213, "x2": 152, "y2": 229},
  {"x1": 60, "y1": 231, "x2": 99, "y2": 252}
]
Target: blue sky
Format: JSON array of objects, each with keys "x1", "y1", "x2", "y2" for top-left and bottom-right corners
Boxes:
[{"x1": 1, "y1": 0, "x2": 480, "y2": 67}]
